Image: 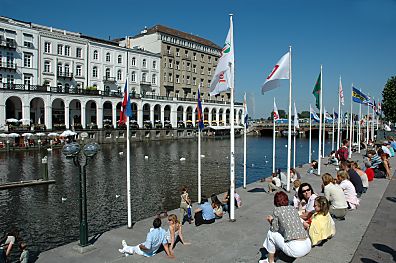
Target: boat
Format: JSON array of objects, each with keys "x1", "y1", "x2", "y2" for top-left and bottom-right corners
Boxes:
[{"x1": 281, "y1": 130, "x2": 298, "y2": 136}]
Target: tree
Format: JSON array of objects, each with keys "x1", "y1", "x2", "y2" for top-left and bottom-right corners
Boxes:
[
  {"x1": 382, "y1": 76, "x2": 396, "y2": 123},
  {"x1": 299, "y1": 111, "x2": 310, "y2": 119}
]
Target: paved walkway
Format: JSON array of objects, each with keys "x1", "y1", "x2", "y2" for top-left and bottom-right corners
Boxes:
[{"x1": 36, "y1": 152, "x2": 395, "y2": 263}]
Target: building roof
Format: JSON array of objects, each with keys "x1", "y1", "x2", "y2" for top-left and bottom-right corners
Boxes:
[
  {"x1": 81, "y1": 35, "x2": 120, "y2": 47},
  {"x1": 133, "y1": 24, "x2": 222, "y2": 50}
]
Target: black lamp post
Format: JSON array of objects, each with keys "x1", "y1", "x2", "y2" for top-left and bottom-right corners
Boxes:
[{"x1": 62, "y1": 142, "x2": 99, "y2": 247}]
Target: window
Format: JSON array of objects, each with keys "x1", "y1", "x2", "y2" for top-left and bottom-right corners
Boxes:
[
  {"x1": 142, "y1": 73, "x2": 147, "y2": 82},
  {"x1": 142, "y1": 59, "x2": 147, "y2": 68},
  {"x1": 24, "y1": 74, "x2": 32, "y2": 86},
  {"x1": 176, "y1": 75, "x2": 180, "y2": 84},
  {"x1": 152, "y1": 61, "x2": 156, "y2": 69},
  {"x1": 185, "y1": 50, "x2": 189, "y2": 58},
  {"x1": 193, "y1": 64, "x2": 197, "y2": 73},
  {"x1": 7, "y1": 75, "x2": 14, "y2": 85},
  {"x1": 44, "y1": 60, "x2": 51, "y2": 73},
  {"x1": 24, "y1": 53, "x2": 32, "y2": 68},
  {"x1": 0, "y1": 51, "x2": 2, "y2": 67},
  {"x1": 131, "y1": 57, "x2": 136, "y2": 66},
  {"x1": 201, "y1": 54, "x2": 204, "y2": 62},
  {"x1": 117, "y1": 69, "x2": 122, "y2": 80},
  {"x1": 57, "y1": 83, "x2": 63, "y2": 89},
  {"x1": 168, "y1": 73, "x2": 173, "y2": 82},
  {"x1": 187, "y1": 62, "x2": 191, "y2": 71},
  {"x1": 208, "y1": 68, "x2": 211, "y2": 75},
  {"x1": 6, "y1": 52, "x2": 13, "y2": 67},
  {"x1": 64, "y1": 64, "x2": 70, "y2": 74},
  {"x1": 57, "y1": 63, "x2": 62, "y2": 75},
  {"x1": 118, "y1": 55, "x2": 122, "y2": 64},
  {"x1": 201, "y1": 66, "x2": 204, "y2": 74},
  {"x1": 187, "y1": 76, "x2": 190, "y2": 84},
  {"x1": 131, "y1": 71, "x2": 136, "y2": 82},
  {"x1": 57, "y1": 44, "x2": 63, "y2": 55},
  {"x1": 176, "y1": 48, "x2": 180, "y2": 56},
  {"x1": 105, "y1": 68, "x2": 110, "y2": 79},
  {"x1": 176, "y1": 61, "x2": 180, "y2": 70},
  {"x1": 193, "y1": 77, "x2": 196, "y2": 85},
  {"x1": 76, "y1": 65, "x2": 82, "y2": 76},
  {"x1": 44, "y1": 42, "x2": 51, "y2": 53},
  {"x1": 93, "y1": 50, "x2": 98, "y2": 60},
  {"x1": 0, "y1": 74, "x2": 2, "y2": 84},
  {"x1": 208, "y1": 56, "x2": 212, "y2": 63},
  {"x1": 169, "y1": 59, "x2": 173, "y2": 69},
  {"x1": 106, "y1": 52, "x2": 110, "y2": 62},
  {"x1": 152, "y1": 74, "x2": 156, "y2": 84},
  {"x1": 92, "y1": 66, "x2": 98, "y2": 78},
  {"x1": 23, "y1": 34, "x2": 33, "y2": 48},
  {"x1": 76, "y1": 48, "x2": 82, "y2": 58},
  {"x1": 65, "y1": 46, "x2": 70, "y2": 56},
  {"x1": 167, "y1": 46, "x2": 171, "y2": 54},
  {"x1": 164, "y1": 72, "x2": 167, "y2": 81},
  {"x1": 200, "y1": 79, "x2": 204, "y2": 86},
  {"x1": 193, "y1": 52, "x2": 197, "y2": 60}
]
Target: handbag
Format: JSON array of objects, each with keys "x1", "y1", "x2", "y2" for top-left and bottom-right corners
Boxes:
[{"x1": 187, "y1": 205, "x2": 192, "y2": 219}]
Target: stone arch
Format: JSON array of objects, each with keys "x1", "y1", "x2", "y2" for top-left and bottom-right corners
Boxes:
[
  {"x1": 86, "y1": 100, "x2": 97, "y2": 125},
  {"x1": 143, "y1": 103, "x2": 150, "y2": 121},
  {"x1": 51, "y1": 98, "x2": 65, "y2": 127},
  {"x1": 211, "y1": 108, "x2": 217, "y2": 123},
  {"x1": 164, "y1": 105, "x2": 171, "y2": 121},
  {"x1": 226, "y1": 109, "x2": 230, "y2": 125},
  {"x1": 186, "y1": 106, "x2": 193, "y2": 121},
  {"x1": 177, "y1": 106, "x2": 183, "y2": 122},
  {"x1": 131, "y1": 102, "x2": 138, "y2": 121},
  {"x1": 203, "y1": 108, "x2": 209, "y2": 121},
  {"x1": 103, "y1": 101, "x2": 113, "y2": 125},
  {"x1": 5, "y1": 96, "x2": 22, "y2": 120},
  {"x1": 154, "y1": 104, "x2": 161, "y2": 121},
  {"x1": 69, "y1": 99, "x2": 82, "y2": 127}
]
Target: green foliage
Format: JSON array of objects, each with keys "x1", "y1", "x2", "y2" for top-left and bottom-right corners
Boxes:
[
  {"x1": 270, "y1": 109, "x2": 287, "y2": 120},
  {"x1": 86, "y1": 86, "x2": 97, "y2": 91},
  {"x1": 382, "y1": 76, "x2": 396, "y2": 123},
  {"x1": 299, "y1": 111, "x2": 310, "y2": 119}
]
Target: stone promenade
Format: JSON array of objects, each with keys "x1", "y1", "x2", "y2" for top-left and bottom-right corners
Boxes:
[{"x1": 36, "y1": 152, "x2": 395, "y2": 263}]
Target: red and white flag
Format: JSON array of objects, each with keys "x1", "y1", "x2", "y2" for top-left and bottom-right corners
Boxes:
[
  {"x1": 273, "y1": 99, "x2": 280, "y2": 121},
  {"x1": 339, "y1": 77, "x2": 344, "y2": 106},
  {"x1": 261, "y1": 52, "x2": 290, "y2": 94}
]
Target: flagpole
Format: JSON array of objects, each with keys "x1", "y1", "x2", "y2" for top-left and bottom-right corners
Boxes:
[
  {"x1": 125, "y1": 83, "x2": 132, "y2": 229},
  {"x1": 371, "y1": 98, "x2": 375, "y2": 141},
  {"x1": 198, "y1": 128, "x2": 201, "y2": 204},
  {"x1": 309, "y1": 105, "x2": 312, "y2": 163},
  {"x1": 358, "y1": 93, "x2": 362, "y2": 153},
  {"x1": 273, "y1": 98, "x2": 276, "y2": 173},
  {"x1": 318, "y1": 66, "x2": 323, "y2": 176},
  {"x1": 293, "y1": 102, "x2": 296, "y2": 169},
  {"x1": 243, "y1": 93, "x2": 247, "y2": 189},
  {"x1": 349, "y1": 85, "x2": 353, "y2": 158},
  {"x1": 337, "y1": 76, "x2": 342, "y2": 151},
  {"x1": 322, "y1": 108, "x2": 325, "y2": 158},
  {"x1": 332, "y1": 108, "x2": 335, "y2": 151},
  {"x1": 286, "y1": 46, "x2": 292, "y2": 192},
  {"x1": 228, "y1": 14, "x2": 236, "y2": 221},
  {"x1": 366, "y1": 96, "x2": 369, "y2": 145}
]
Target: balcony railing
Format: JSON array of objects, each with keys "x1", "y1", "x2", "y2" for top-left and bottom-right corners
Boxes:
[
  {"x1": 57, "y1": 71, "x2": 73, "y2": 78},
  {"x1": 0, "y1": 40, "x2": 17, "y2": 49},
  {"x1": 103, "y1": 76, "x2": 116, "y2": 82},
  {"x1": 0, "y1": 83, "x2": 241, "y2": 105},
  {"x1": 140, "y1": 81, "x2": 151, "y2": 85},
  {"x1": 0, "y1": 63, "x2": 17, "y2": 70}
]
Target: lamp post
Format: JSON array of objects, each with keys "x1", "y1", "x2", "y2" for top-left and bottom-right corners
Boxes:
[{"x1": 62, "y1": 142, "x2": 99, "y2": 248}]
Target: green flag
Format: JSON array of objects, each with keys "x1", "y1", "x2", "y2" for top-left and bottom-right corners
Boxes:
[{"x1": 312, "y1": 72, "x2": 321, "y2": 109}]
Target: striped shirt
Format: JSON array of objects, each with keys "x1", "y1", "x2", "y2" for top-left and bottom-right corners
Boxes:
[{"x1": 370, "y1": 154, "x2": 382, "y2": 169}]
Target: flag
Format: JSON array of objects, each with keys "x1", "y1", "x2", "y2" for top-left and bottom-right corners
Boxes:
[
  {"x1": 339, "y1": 77, "x2": 344, "y2": 106},
  {"x1": 312, "y1": 72, "x2": 321, "y2": 109},
  {"x1": 294, "y1": 103, "x2": 299, "y2": 128},
  {"x1": 366, "y1": 96, "x2": 374, "y2": 107},
  {"x1": 324, "y1": 108, "x2": 333, "y2": 121},
  {"x1": 352, "y1": 87, "x2": 369, "y2": 104},
  {"x1": 273, "y1": 99, "x2": 280, "y2": 121},
  {"x1": 120, "y1": 80, "x2": 132, "y2": 123},
  {"x1": 243, "y1": 93, "x2": 249, "y2": 127},
  {"x1": 209, "y1": 17, "x2": 234, "y2": 96},
  {"x1": 261, "y1": 52, "x2": 290, "y2": 93},
  {"x1": 197, "y1": 85, "x2": 205, "y2": 131},
  {"x1": 377, "y1": 102, "x2": 382, "y2": 113},
  {"x1": 334, "y1": 111, "x2": 339, "y2": 119},
  {"x1": 310, "y1": 105, "x2": 320, "y2": 122}
]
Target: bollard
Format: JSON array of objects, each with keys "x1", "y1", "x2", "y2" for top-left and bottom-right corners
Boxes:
[{"x1": 41, "y1": 156, "x2": 48, "y2": 180}]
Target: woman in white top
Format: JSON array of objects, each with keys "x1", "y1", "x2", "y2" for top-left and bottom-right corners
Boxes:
[
  {"x1": 322, "y1": 173, "x2": 348, "y2": 220},
  {"x1": 298, "y1": 183, "x2": 318, "y2": 225},
  {"x1": 336, "y1": 171, "x2": 360, "y2": 210},
  {"x1": 351, "y1": 162, "x2": 369, "y2": 193}
]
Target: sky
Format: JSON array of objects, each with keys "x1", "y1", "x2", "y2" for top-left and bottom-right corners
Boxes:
[{"x1": 3, "y1": 0, "x2": 396, "y2": 118}]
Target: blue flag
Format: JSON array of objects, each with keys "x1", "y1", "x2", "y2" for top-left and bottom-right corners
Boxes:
[
  {"x1": 352, "y1": 87, "x2": 369, "y2": 104},
  {"x1": 197, "y1": 85, "x2": 204, "y2": 131},
  {"x1": 120, "y1": 80, "x2": 132, "y2": 123}
]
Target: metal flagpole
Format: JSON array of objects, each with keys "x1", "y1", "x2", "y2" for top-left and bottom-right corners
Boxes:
[
  {"x1": 337, "y1": 76, "x2": 342, "y2": 151},
  {"x1": 332, "y1": 108, "x2": 335, "y2": 151},
  {"x1": 366, "y1": 97, "x2": 369, "y2": 145},
  {"x1": 349, "y1": 85, "x2": 353, "y2": 158},
  {"x1": 293, "y1": 102, "x2": 296, "y2": 169},
  {"x1": 198, "y1": 127, "x2": 201, "y2": 203},
  {"x1": 286, "y1": 46, "x2": 292, "y2": 192},
  {"x1": 273, "y1": 98, "x2": 276, "y2": 173},
  {"x1": 371, "y1": 98, "x2": 375, "y2": 141},
  {"x1": 243, "y1": 93, "x2": 247, "y2": 189},
  {"x1": 309, "y1": 104, "x2": 312, "y2": 164},
  {"x1": 358, "y1": 94, "x2": 362, "y2": 153},
  {"x1": 126, "y1": 86, "x2": 132, "y2": 228},
  {"x1": 317, "y1": 66, "x2": 323, "y2": 176},
  {"x1": 229, "y1": 14, "x2": 236, "y2": 221},
  {"x1": 322, "y1": 108, "x2": 326, "y2": 158}
]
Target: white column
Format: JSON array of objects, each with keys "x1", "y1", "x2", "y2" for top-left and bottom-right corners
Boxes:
[
  {"x1": 150, "y1": 105, "x2": 154, "y2": 125},
  {"x1": 112, "y1": 104, "x2": 117, "y2": 128},
  {"x1": 0, "y1": 103, "x2": 6, "y2": 129},
  {"x1": 222, "y1": 110, "x2": 226, "y2": 124},
  {"x1": 183, "y1": 108, "x2": 187, "y2": 123},
  {"x1": 65, "y1": 105, "x2": 70, "y2": 129},
  {"x1": 81, "y1": 104, "x2": 86, "y2": 129},
  {"x1": 171, "y1": 105, "x2": 177, "y2": 128},
  {"x1": 44, "y1": 105, "x2": 52, "y2": 130},
  {"x1": 192, "y1": 109, "x2": 196, "y2": 126},
  {"x1": 208, "y1": 109, "x2": 212, "y2": 125},
  {"x1": 137, "y1": 108, "x2": 143, "y2": 128},
  {"x1": 216, "y1": 110, "x2": 219, "y2": 125},
  {"x1": 97, "y1": 106, "x2": 103, "y2": 129},
  {"x1": 160, "y1": 106, "x2": 165, "y2": 125}
]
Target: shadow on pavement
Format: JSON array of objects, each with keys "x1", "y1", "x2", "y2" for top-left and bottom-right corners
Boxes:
[
  {"x1": 386, "y1": 196, "x2": 396, "y2": 203},
  {"x1": 360, "y1": 258, "x2": 379, "y2": 263},
  {"x1": 89, "y1": 232, "x2": 103, "y2": 245},
  {"x1": 372, "y1": 243, "x2": 396, "y2": 261},
  {"x1": 248, "y1": 188, "x2": 266, "y2": 193}
]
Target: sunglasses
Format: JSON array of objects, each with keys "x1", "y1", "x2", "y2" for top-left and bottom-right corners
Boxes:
[{"x1": 302, "y1": 188, "x2": 311, "y2": 193}]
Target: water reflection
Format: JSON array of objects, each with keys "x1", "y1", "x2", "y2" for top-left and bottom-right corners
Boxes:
[{"x1": 0, "y1": 136, "x2": 330, "y2": 254}]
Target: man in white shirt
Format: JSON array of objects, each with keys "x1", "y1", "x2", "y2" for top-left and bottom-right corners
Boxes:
[
  {"x1": 266, "y1": 173, "x2": 281, "y2": 193},
  {"x1": 381, "y1": 141, "x2": 392, "y2": 157}
]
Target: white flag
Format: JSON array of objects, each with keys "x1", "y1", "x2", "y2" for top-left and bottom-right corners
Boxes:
[
  {"x1": 273, "y1": 99, "x2": 279, "y2": 121},
  {"x1": 294, "y1": 102, "x2": 300, "y2": 128},
  {"x1": 261, "y1": 52, "x2": 290, "y2": 94},
  {"x1": 339, "y1": 77, "x2": 344, "y2": 106},
  {"x1": 324, "y1": 108, "x2": 333, "y2": 121},
  {"x1": 209, "y1": 17, "x2": 234, "y2": 96}
]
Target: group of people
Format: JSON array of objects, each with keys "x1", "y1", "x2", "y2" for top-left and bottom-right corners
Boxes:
[
  {"x1": 259, "y1": 138, "x2": 392, "y2": 263},
  {"x1": 118, "y1": 186, "x2": 242, "y2": 259},
  {"x1": 0, "y1": 227, "x2": 29, "y2": 263}
]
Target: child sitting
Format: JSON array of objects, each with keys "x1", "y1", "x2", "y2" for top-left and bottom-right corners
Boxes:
[{"x1": 308, "y1": 196, "x2": 336, "y2": 246}]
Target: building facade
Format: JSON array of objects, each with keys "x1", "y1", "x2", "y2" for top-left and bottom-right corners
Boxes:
[{"x1": 126, "y1": 25, "x2": 229, "y2": 102}]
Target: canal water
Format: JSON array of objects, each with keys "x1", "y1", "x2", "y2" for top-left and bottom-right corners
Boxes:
[{"x1": 0, "y1": 136, "x2": 331, "y2": 255}]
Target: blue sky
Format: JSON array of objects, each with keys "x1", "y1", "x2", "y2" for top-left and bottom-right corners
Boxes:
[{"x1": 3, "y1": 0, "x2": 396, "y2": 118}]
